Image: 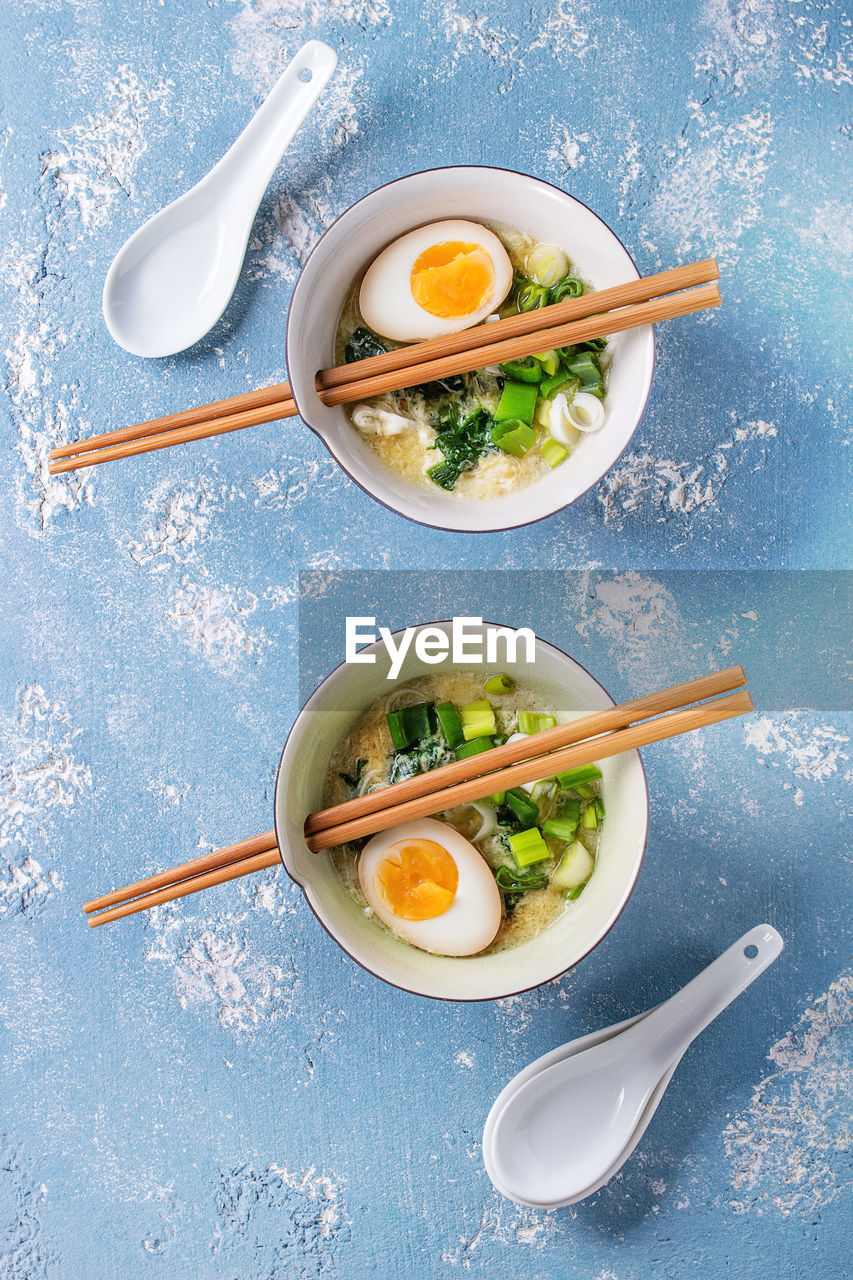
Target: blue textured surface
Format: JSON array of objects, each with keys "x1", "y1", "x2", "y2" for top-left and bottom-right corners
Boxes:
[{"x1": 0, "y1": 0, "x2": 851, "y2": 1277}]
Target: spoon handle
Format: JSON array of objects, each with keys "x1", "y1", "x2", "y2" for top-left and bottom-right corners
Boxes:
[
  {"x1": 630, "y1": 924, "x2": 783, "y2": 1073},
  {"x1": 216, "y1": 41, "x2": 338, "y2": 210}
]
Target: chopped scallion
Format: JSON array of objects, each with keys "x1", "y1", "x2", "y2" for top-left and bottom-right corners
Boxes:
[
  {"x1": 508, "y1": 826, "x2": 550, "y2": 867},
  {"x1": 518, "y1": 710, "x2": 557, "y2": 735},
  {"x1": 505, "y1": 787, "x2": 539, "y2": 827},
  {"x1": 542, "y1": 437, "x2": 569, "y2": 468},
  {"x1": 491, "y1": 419, "x2": 536, "y2": 457},
  {"x1": 484, "y1": 674, "x2": 514, "y2": 694},
  {"x1": 459, "y1": 700, "x2": 497, "y2": 741},
  {"x1": 455, "y1": 735, "x2": 494, "y2": 760},
  {"x1": 435, "y1": 701, "x2": 465, "y2": 749},
  {"x1": 495, "y1": 865, "x2": 550, "y2": 893},
  {"x1": 495, "y1": 380, "x2": 539, "y2": 423},
  {"x1": 555, "y1": 763, "x2": 603, "y2": 789}
]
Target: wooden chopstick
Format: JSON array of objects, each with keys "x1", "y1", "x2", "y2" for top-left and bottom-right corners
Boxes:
[
  {"x1": 49, "y1": 385, "x2": 291, "y2": 461},
  {"x1": 304, "y1": 665, "x2": 746, "y2": 838},
  {"x1": 84, "y1": 666, "x2": 750, "y2": 927},
  {"x1": 86, "y1": 846, "x2": 281, "y2": 927},
  {"x1": 82, "y1": 829, "x2": 278, "y2": 914},
  {"x1": 319, "y1": 283, "x2": 720, "y2": 407},
  {"x1": 49, "y1": 259, "x2": 719, "y2": 474},
  {"x1": 306, "y1": 689, "x2": 754, "y2": 853}
]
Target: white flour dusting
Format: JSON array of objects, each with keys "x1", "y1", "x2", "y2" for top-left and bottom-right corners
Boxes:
[
  {"x1": 574, "y1": 572, "x2": 685, "y2": 685},
  {"x1": 441, "y1": 7, "x2": 522, "y2": 91},
  {"x1": 597, "y1": 418, "x2": 778, "y2": 527},
  {"x1": 744, "y1": 715, "x2": 849, "y2": 784},
  {"x1": 441, "y1": 1195, "x2": 558, "y2": 1264},
  {"x1": 724, "y1": 972, "x2": 852, "y2": 1216},
  {"x1": 125, "y1": 478, "x2": 226, "y2": 569},
  {"x1": 795, "y1": 199, "x2": 853, "y2": 278},
  {"x1": 547, "y1": 123, "x2": 590, "y2": 172},
  {"x1": 167, "y1": 577, "x2": 269, "y2": 670},
  {"x1": 696, "y1": 0, "x2": 780, "y2": 88},
  {"x1": 789, "y1": 0, "x2": 853, "y2": 87},
  {"x1": 212, "y1": 1160, "x2": 350, "y2": 1262},
  {"x1": 529, "y1": 0, "x2": 593, "y2": 64},
  {"x1": 248, "y1": 180, "x2": 339, "y2": 284},
  {"x1": 0, "y1": 686, "x2": 90, "y2": 916},
  {"x1": 252, "y1": 455, "x2": 346, "y2": 509},
  {"x1": 40, "y1": 65, "x2": 171, "y2": 230},
  {"x1": 646, "y1": 105, "x2": 773, "y2": 264},
  {"x1": 3, "y1": 248, "x2": 95, "y2": 531}
]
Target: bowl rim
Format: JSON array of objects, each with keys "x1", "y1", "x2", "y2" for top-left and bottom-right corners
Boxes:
[
  {"x1": 285, "y1": 164, "x2": 656, "y2": 534},
  {"x1": 273, "y1": 618, "x2": 650, "y2": 1001}
]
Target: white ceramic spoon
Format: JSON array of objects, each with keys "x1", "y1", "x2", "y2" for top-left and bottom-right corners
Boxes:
[
  {"x1": 484, "y1": 924, "x2": 783, "y2": 1208},
  {"x1": 102, "y1": 40, "x2": 337, "y2": 358}
]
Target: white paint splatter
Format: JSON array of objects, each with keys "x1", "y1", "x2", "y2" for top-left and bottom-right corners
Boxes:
[
  {"x1": 744, "y1": 715, "x2": 849, "y2": 784},
  {"x1": 724, "y1": 971, "x2": 852, "y2": 1216}
]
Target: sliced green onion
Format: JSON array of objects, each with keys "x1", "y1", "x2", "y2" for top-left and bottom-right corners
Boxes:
[
  {"x1": 525, "y1": 244, "x2": 571, "y2": 288},
  {"x1": 485, "y1": 790, "x2": 506, "y2": 807},
  {"x1": 566, "y1": 883, "x2": 586, "y2": 901},
  {"x1": 505, "y1": 787, "x2": 539, "y2": 827},
  {"x1": 495, "y1": 865, "x2": 550, "y2": 893},
  {"x1": 541, "y1": 436, "x2": 569, "y2": 468},
  {"x1": 386, "y1": 709, "x2": 411, "y2": 751},
  {"x1": 557, "y1": 798, "x2": 580, "y2": 826},
  {"x1": 455, "y1": 735, "x2": 494, "y2": 761},
  {"x1": 518, "y1": 710, "x2": 556, "y2": 735},
  {"x1": 508, "y1": 826, "x2": 550, "y2": 867},
  {"x1": 491, "y1": 733, "x2": 509, "y2": 747},
  {"x1": 550, "y1": 840, "x2": 595, "y2": 892},
  {"x1": 555, "y1": 763, "x2": 603, "y2": 789},
  {"x1": 581, "y1": 803, "x2": 598, "y2": 830},
  {"x1": 533, "y1": 349, "x2": 560, "y2": 377},
  {"x1": 543, "y1": 816, "x2": 580, "y2": 842},
  {"x1": 565, "y1": 350, "x2": 603, "y2": 393},
  {"x1": 484, "y1": 674, "x2": 514, "y2": 694},
  {"x1": 539, "y1": 368, "x2": 576, "y2": 400},
  {"x1": 531, "y1": 779, "x2": 557, "y2": 803},
  {"x1": 459, "y1": 700, "x2": 497, "y2": 741},
  {"x1": 516, "y1": 280, "x2": 550, "y2": 312},
  {"x1": 495, "y1": 380, "x2": 539, "y2": 424},
  {"x1": 550, "y1": 276, "x2": 584, "y2": 303},
  {"x1": 435, "y1": 701, "x2": 465, "y2": 749},
  {"x1": 574, "y1": 783, "x2": 595, "y2": 799},
  {"x1": 491, "y1": 419, "x2": 536, "y2": 457},
  {"x1": 498, "y1": 356, "x2": 542, "y2": 385}
]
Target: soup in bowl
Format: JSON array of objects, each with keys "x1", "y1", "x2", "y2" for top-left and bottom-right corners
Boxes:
[
  {"x1": 275, "y1": 621, "x2": 649, "y2": 1000},
  {"x1": 286, "y1": 167, "x2": 655, "y2": 533}
]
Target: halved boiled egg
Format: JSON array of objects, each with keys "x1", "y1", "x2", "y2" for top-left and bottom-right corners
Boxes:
[
  {"x1": 358, "y1": 817, "x2": 502, "y2": 956},
  {"x1": 358, "y1": 220, "x2": 513, "y2": 342}
]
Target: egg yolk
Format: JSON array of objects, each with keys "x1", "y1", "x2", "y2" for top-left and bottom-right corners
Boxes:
[
  {"x1": 375, "y1": 838, "x2": 459, "y2": 920},
  {"x1": 410, "y1": 242, "x2": 496, "y2": 319}
]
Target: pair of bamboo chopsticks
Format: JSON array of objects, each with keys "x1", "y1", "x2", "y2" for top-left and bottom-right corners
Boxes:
[
  {"x1": 50, "y1": 258, "x2": 720, "y2": 475},
  {"x1": 83, "y1": 664, "x2": 750, "y2": 928}
]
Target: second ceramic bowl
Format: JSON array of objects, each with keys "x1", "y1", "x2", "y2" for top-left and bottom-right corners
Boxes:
[
  {"x1": 274, "y1": 620, "x2": 649, "y2": 1000},
  {"x1": 286, "y1": 166, "x2": 655, "y2": 533}
]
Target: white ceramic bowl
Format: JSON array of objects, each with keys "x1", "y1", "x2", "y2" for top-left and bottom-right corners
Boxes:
[
  {"x1": 274, "y1": 621, "x2": 649, "y2": 1000},
  {"x1": 286, "y1": 166, "x2": 655, "y2": 533}
]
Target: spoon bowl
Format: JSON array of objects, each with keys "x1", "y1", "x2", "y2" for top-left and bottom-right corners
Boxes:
[
  {"x1": 485, "y1": 924, "x2": 783, "y2": 1206},
  {"x1": 103, "y1": 41, "x2": 337, "y2": 358}
]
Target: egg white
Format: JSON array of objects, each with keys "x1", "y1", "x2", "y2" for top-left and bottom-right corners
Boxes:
[
  {"x1": 358, "y1": 220, "x2": 513, "y2": 342},
  {"x1": 358, "y1": 817, "x2": 502, "y2": 956}
]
